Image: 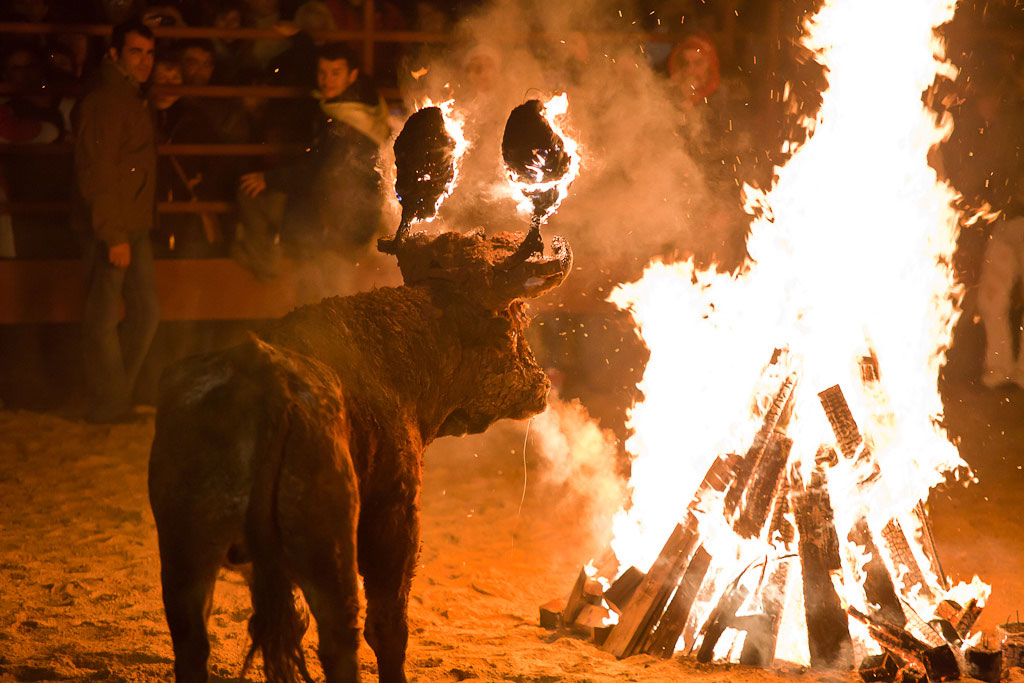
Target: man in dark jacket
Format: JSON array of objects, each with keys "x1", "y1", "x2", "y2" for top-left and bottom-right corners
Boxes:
[
  {"x1": 236, "y1": 42, "x2": 390, "y2": 270},
  {"x1": 73, "y1": 18, "x2": 159, "y2": 423}
]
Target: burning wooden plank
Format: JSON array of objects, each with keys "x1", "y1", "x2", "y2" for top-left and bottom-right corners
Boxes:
[
  {"x1": 734, "y1": 433, "x2": 794, "y2": 539},
  {"x1": 952, "y1": 599, "x2": 982, "y2": 638},
  {"x1": 860, "y1": 652, "x2": 901, "y2": 683},
  {"x1": 740, "y1": 482, "x2": 797, "y2": 666},
  {"x1": 921, "y1": 644, "x2": 960, "y2": 682},
  {"x1": 849, "y1": 519, "x2": 906, "y2": 627},
  {"x1": 880, "y1": 519, "x2": 935, "y2": 603},
  {"x1": 601, "y1": 517, "x2": 700, "y2": 658},
  {"x1": 604, "y1": 566, "x2": 644, "y2": 615},
  {"x1": 849, "y1": 607, "x2": 929, "y2": 668},
  {"x1": 724, "y1": 371, "x2": 798, "y2": 517},
  {"x1": 818, "y1": 384, "x2": 864, "y2": 460},
  {"x1": 695, "y1": 584, "x2": 750, "y2": 663},
  {"x1": 645, "y1": 545, "x2": 712, "y2": 658},
  {"x1": 791, "y1": 473, "x2": 853, "y2": 669}
]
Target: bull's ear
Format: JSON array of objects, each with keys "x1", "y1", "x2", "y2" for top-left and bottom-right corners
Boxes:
[{"x1": 378, "y1": 230, "x2": 572, "y2": 310}]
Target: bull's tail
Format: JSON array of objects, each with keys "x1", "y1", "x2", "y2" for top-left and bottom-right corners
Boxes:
[{"x1": 240, "y1": 405, "x2": 314, "y2": 683}]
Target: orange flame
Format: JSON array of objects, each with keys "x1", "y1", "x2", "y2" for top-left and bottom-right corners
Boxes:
[
  {"x1": 414, "y1": 97, "x2": 471, "y2": 223},
  {"x1": 506, "y1": 93, "x2": 582, "y2": 222},
  {"x1": 606, "y1": 0, "x2": 988, "y2": 662}
]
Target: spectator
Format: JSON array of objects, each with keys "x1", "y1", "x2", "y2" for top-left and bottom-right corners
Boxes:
[
  {"x1": 235, "y1": 42, "x2": 389, "y2": 276},
  {"x1": 1, "y1": 42, "x2": 76, "y2": 257},
  {"x1": 319, "y1": 0, "x2": 408, "y2": 86},
  {"x1": 72, "y1": 19, "x2": 160, "y2": 423},
  {"x1": 209, "y1": 0, "x2": 256, "y2": 84},
  {"x1": 150, "y1": 54, "x2": 227, "y2": 258},
  {"x1": 180, "y1": 38, "x2": 216, "y2": 86},
  {"x1": 244, "y1": 0, "x2": 289, "y2": 69}
]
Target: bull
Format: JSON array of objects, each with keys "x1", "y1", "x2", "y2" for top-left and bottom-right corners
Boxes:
[{"x1": 148, "y1": 229, "x2": 571, "y2": 683}]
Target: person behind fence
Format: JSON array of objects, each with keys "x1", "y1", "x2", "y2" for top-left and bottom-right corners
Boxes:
[
  {"x1": 71, "y1": 18, "x2": 159, "y2": 423},
  {"x1": 234, "y1": 41, "x2": 389, "y2": 275}
]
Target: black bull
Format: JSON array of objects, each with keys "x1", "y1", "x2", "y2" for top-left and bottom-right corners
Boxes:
[{"x1": 148, "y1": 231, "x2": 572, "y2": 682}]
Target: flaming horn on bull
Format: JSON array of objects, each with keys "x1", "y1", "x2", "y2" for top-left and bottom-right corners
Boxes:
[
  {"x1": 501, "y1": 95, "x2": 581, "y2": 263},
  {"x1": 384, "y1": 104, "x2": 459, "y2": 248}
]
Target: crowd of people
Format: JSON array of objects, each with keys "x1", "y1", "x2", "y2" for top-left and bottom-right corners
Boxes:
[{"x1": 4, "y1": 0, "x2": 1023, "y2": 418}]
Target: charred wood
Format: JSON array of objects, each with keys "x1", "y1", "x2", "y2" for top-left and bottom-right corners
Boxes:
[
  {"x1": 934, "y1": 600, "x2": 960, "y2": 623},
  {"x1": 818, "y1": 384, "x2": 863, "y2": 459},
  {"x1": 952, "y1": 599, "x2": 982, "y2": 638},
  {"x1": 734, "y1": 434, "x2": 794, "y2": 539},
  {"x1": 792, "y1": 480, "x2": 852, "y2": 669},
  {"x1": 539, "y1": 598, "x2": 566, "y2": 630},
  {"x1": 849, "y1": 519, "x2": 906, "y2": 627},
  {"x1": 724, "y1": 372, "x2": 798, "y2": 517},
  {"x1": 880, "y1": 519, "x2": 935, "y2": 603},
  {"x1": 860, "y1": 652, "x2": 901, "y2": 683},
  {"x1": 695, "y1": 584, "x2": 750, "y2": 663},
  {"x1": 895, "y1": 667, "x2": 929, "y2": 683},
  {"x1": 647, "y1": 545, "x2": 712, "y2": 658},
  {"x1": 922, "y1": 644, "x2": 960, "y2": 682},
  {"x1": 602, "y1": 517, "x2": 700, "y2": 658},
  {"x1": 1001, "y1": 635, "x2": 1024, "y2": 670},
  {"x1": 738, "y1": 483, "x2": 795, "y2": 666},
  {"x1": 849, "y1": 608, "x2": 929, "y2": 667},
  {"x1": 817, "y1": 384, "x2": 881, "y2": 485},
  {"x1": 965, "y1": 647, "x2": 1001, "y2": 683}
]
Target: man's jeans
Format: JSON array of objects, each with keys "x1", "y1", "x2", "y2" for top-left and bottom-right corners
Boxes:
[{"x1": 81, "y1": 231, "x2": 160, "y2": 419}]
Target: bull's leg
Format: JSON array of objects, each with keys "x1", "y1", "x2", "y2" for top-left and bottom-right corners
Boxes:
[
  {"x1": 157, "y1": 541, "x2": 223, "y2": 683},
  {"x1": 358, "y1": 494, "x2": 418, "y2": 683},
  {"x1": 280, "y1": 437, "x2": 362, "y2": 683},
  {"x1": 288, "y1": 512, "x2": 361, "y2": 682},
  {"x1": 295, "y1": 569, "x2": 361, "y2": 683}
]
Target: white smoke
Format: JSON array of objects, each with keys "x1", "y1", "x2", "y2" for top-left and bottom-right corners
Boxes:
[
  {"x1": 529, "y1": 392, "x2": 627, "y2": 551},
  {"x1": 382, "y1": 0, "x2": 749, "y2": 296}
]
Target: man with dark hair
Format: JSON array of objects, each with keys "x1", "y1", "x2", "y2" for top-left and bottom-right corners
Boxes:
[
  {"x1": 72, "y1": 18, "x2": 159, "y2": 423},
  {"x1": 235, "y1": 42, "x2": 389, "y2": 281}
]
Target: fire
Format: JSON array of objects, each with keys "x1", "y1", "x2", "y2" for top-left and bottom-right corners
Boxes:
[
  {"x1": 416, "y1": 97, "x2": 471, "y2": 222},
  {"x1": 605, "y1": 0, "x2": 988, "y2": 663},
  {"x1": 506, "y1": 93, "x2": 582, "y2": 222}
]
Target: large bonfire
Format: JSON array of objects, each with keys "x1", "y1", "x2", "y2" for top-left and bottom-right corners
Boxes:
[{"x1": 579, "y1": 0, "x2": 991, "y2": 671}]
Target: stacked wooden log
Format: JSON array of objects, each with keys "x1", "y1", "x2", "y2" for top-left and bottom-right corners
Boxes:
[{"x1": 540, "y1": 354, "x2": 995, "y2": 682}]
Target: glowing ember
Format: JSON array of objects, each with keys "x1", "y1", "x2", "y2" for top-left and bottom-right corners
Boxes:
[{"x1": 604, "y1": 0, "x2": 989, "y2": 663}]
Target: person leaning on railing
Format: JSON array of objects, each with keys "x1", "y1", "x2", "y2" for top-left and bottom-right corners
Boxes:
[{"x1": 71, "y1": 17, "x2": 160, "y2": 424}]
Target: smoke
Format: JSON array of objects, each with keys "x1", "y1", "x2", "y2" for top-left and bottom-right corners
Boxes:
[
  {"x1": 528, "y1": 391, "x2": 627, "y2": 553},
  {"x1": 382, "y1": 0, "x2": 750, "y2": 296}
]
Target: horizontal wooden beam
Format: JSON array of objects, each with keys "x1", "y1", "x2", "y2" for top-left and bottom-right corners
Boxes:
[
  {"x1": 0, "y1": 201, "x2": 235, "y2": 214},
  {"x1": 0, "y1": 21, "x2": 449, "y2": 43},
  {"x1": 0, "y1": 257, "x2": 320, "y2": 323},
  {"x1": 0, "y1": 143, "x2": 306, "y2": 156}
]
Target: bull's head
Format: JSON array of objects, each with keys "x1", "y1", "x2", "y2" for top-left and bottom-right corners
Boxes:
[{"x1": 379, "y1": 229, "x2": 572, "y2": 437}]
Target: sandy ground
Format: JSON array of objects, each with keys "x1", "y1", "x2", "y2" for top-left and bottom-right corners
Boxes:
[{"x1": 0, "y1": 376, "x2": 1021, "y2": 682}]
